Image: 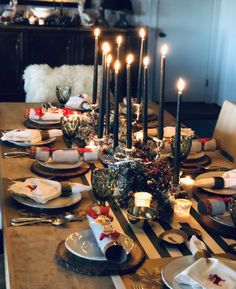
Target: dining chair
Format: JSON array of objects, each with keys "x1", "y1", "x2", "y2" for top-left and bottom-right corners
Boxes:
[
  {"x1": 213, "y1": 100, "x2": 236, "y2": 164},
  {"x1": 23, "y1": 64, "x2": 102, "y2": 103}
]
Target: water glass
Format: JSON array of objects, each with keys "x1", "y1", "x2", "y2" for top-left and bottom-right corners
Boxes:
[
  {"x1": 60, "y1": 115, "x2": 80, "y2": 140},
  {"x1": 56, "y1": 84, "x2": 72, "y2": 105}
]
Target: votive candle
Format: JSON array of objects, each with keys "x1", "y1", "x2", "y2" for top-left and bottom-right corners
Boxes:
[{"x1": 134, "y1": 192, "x2": 152, "y2": 208}]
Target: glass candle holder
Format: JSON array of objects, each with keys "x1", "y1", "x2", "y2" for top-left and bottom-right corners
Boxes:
[
  {"x1": 56, "y1": 84, "x2": 72, "y2": 106},
  {"x1": 60, "y1": 115, "x2": 80, "y2": 140},
  {"x1": 174, "y1": 198, "x2": 192, "y2": 222},
  {"x1": 134, "y1": 192, "x2": 152, "y2": 207}
]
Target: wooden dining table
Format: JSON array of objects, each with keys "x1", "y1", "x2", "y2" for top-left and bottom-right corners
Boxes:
[{"x1": 0, "y1": 102, "x2": 236, "y2": 289}]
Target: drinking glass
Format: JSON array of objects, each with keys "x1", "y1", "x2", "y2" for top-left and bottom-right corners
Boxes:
[
  {"x1": 170, "y1": 135, "x2": 192, "y2": 162},
  {"x1": 56, "y1": 84, "x2": 72, "y2": 106},
  {"x1": 60, "y1": 115, "x2": 80, "y2": 140},
  {"x1": 91, "y1": 168, "x2": 118, "y2": 205}
]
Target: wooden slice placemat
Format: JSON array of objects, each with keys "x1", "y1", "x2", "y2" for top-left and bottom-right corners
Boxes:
[
  {"x1": 24, "y1": 119, "x2": 61, "y2": 130},
  {"x1": 31, "y1": 161, "x2": 90, "y2": 178},
  {"x1": 55, "y1": 240, "x2": 145, "y2": 276}
]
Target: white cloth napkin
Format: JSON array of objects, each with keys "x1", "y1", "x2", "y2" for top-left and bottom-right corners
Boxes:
[
  {"x1": 65, "y1": 95, "x2": 91, "y2": 110},
  {"x1": 194, "y1": 169, "x2": 236, "y2": 189},
  {"x1": 26, "y1": 108, "x2": 79, "y2": 121},
  {"x1": 9, "y1": 178, "x2": 61, "y2": 204},
  {"x1": 175, "y1": 236, "x2": 236, "y2": 288},
  {"x1": 9, "y1": 178, "x2": 89, "y2": 204},
  {"x1": 87, "y1": 215, "x2": 127, "y2": 263},
  {"x1": 1, "y1": 129, "x2": 62, "y2": 144}
]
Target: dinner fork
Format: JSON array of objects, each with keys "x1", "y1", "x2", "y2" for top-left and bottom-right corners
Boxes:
[{"x1": 132, "y1": 282, "x2": 143, "y2": 289}]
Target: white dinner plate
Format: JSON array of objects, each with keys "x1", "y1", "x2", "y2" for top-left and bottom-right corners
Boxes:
[
  {"x1": 37, "y1": 158, "x2": 84, "y2": 170},
  {"x1": 29, "y1": 118, "x2": 60, "y2": 125},
  {"x1": 195, "y1": 171, "x2": 236, "y2": 195},
  {"x1": 11, "y1": 191, "x2": 82, "y2": 209},
  {"x1": 161, "y1": 255, "x2": 195, "y2": 289},
  {"x1": 65, "y1": 230, "x2": 134, "y2": 261},
  {"x1": 6, "y1": 137, "x2": 56, "y2": 147}
]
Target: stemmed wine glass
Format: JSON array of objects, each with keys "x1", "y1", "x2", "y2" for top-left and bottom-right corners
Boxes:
[
  {"x1": 170, "y1": 135, "x2": 193, "y2": 162},
  {"x1": 56, "y1": 84, "x2": 72, "y2": 107}
]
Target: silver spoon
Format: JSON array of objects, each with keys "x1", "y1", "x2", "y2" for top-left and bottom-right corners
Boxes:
[{"x1": 11, "y1": 214, "x2": 74, "y2": 226}]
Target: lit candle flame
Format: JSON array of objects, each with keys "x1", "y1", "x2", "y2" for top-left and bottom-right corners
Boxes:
[
  {"x1": 102, "y1": 42, "x2": 110, "y2": 54},
  {"x1": 126, "y1": 54, "x2": 134, "y2": 65},
  {"x1": 177, "y1": 78, "x2": 186, "y2": 93},
  {"x1": 116, "y1": 35, "x2": 123, "y2": 46},
  {"x1": 94, "y1": 28, "x2": 101, "y2": 38},
  {"x1": 107, "y1": 54, "x2": 112, "y2": 66},
  {"x1": 161, "y1": 44, "x2": 168, "y2": 57},
  {"x1": 114, "y1": 60, "x2": 121, "y2": 73},
  {"x1": 139, "y1": 28, "x2": 146, "y2": 39},
  {"x1": 143, "y1": 56, "x2": 150, "y2": 68}
]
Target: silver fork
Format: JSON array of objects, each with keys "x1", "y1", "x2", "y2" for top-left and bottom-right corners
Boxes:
[{"x1": 133, "y1": 282, "x2": 143, "y2": 289}]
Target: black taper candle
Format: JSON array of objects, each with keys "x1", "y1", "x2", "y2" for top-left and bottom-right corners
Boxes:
[
  {"x1": 142, "y1": 56, "x2": 149, "y2": 143},
  {"x1": 113, "y1": 61, "x2": 120, "y2": 150},
  {"x1": 92, "y1": 28, "x2": 100, "y2": 104},
  {"x1": 105, "y1": 55, "x2": 111, "y2": 135},
  {"x1": 98, "y1": 42, "x2": 110, "y2": 139},
  {"x1": 126, "y1": 54, "x2": 133, "y2": 149},
  {"x1": 158, "y1": 45, "x2": 168, "y2": 139}
]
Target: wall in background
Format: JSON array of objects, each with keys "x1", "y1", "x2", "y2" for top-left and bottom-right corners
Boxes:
[{"x1": 210, "y1": 0, "x2": 236, "y2": 106}]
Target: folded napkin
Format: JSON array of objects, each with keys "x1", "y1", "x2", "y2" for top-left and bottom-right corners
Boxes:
[
  {"x1": 164, "y1": 126, "x2": 195, "y2": 138},
  {"x1": 1, "y1": 129, "x2": 62, "y2": 144},
  {"x1": 87, "y1": 206, "x2": 127, "y2": 263},
  {"x1": 65, "y1": 94, "x2": 91, "y2": 110},
  {"x1": 9, "y1": 178, "x2": 90, "y2": 204},
  {"x1": 194, "y1": 169, "x2": 236, "y2": 189},
  {"x1": 198, "y1": 197, "x2": 228, "y2": 216},
  {"x1": 25, "y1": 107, "x2": 80, "y2": 121},
  {"x1": 175, "y1": 236, "x2": 236, "y2": 289}
]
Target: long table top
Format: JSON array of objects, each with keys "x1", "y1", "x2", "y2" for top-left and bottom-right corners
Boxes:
[{"x1": 1, "y1": 102, "x2": 236, "y2": 289}]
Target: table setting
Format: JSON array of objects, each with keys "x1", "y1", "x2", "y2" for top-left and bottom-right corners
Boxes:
[{"x1": 1, "y1": 27, "x2": 236, "y2": 289}]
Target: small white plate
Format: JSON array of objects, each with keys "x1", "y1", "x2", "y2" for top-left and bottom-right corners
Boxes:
[
  {"x1": 37, "y1": 159, "x2": 84, "y2": 170},
  {"x1": 65, "y1": 230, "x2": 134, "y2": 261},
  {"x1": 161, "y1": 255, "x2": 195, "y2": 289},
  {"x1": 6, "y1": 137, "x2": 56, "y2": 147},
  {"x1": 195, "y1": 171, "x2": 236, "y2": 195},
  {"x1": 29, "y1": 118, "x2": 60, "y2": 125}
]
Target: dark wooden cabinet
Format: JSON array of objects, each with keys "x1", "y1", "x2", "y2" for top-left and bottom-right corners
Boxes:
[
  {"x1": 0, "y1": 25, "x2": 141, "y2": 102},
  {"x1": 0, "y1": 30, "x2": 23, "y2": 101}
]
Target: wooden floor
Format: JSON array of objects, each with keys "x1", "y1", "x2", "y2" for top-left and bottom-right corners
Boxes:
[{"x1": 165, "y1": 102, "x2": 221, "y2": 137}]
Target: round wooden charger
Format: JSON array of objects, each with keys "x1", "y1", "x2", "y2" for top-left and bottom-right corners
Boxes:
[
  {"x1": 31, "y1": 161, "x2": 90, "y2": 179},
  {"x1": 24, "y1": 119, "x2": 61, "y2": 130},
  {"x1": 199, "y1": 215, "x2": 236, "y2": 240},
  {"x1": 182, "y1": 155, "x2": 211, "y2": 173},
  {"x1": 55, "y1": 240, "x2": 145, "y2": 276}
]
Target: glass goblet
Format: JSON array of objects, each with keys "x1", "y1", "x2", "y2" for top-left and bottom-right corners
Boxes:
[
  {"x1": 60, "y1": 115, "x2": 80, "y2": 141},
  {"x1": 56, "y1": 84, "x2": 72, "y2": 106},
  {"x1": 170, "y1": 135, "x2": 193, "y2": 162},
  {"x1": 91, "y1": 168, "x2": 118, "y2": 205}
]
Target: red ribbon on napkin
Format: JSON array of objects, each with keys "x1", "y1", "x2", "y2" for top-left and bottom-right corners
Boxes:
[
  {"x1": 198, "y1": 138, "x2": 210, "y2": 144},
  {"x1": 86, "y1": 206, "x2": 112, "y2": 220},
  {"x1": 99, "y1": 231, "x2": 120, "y2": 241}
]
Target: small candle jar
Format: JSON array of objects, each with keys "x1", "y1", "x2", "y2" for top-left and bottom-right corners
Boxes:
[
  {"x1": 180, "y1": 176, "x2": 195, "y2": 198},
  {"x1": 174, "y1": 198, "x2": 192, "y2": 222},
  {"x1": 38, "y1": 18, "x2": 45, "y2": 26},
  {"x1": 134, "y1": 192, "x2": 152, "y2": 207},
  {"x1": 29, "y1": 15, "x2": 36, "y2": 25}
]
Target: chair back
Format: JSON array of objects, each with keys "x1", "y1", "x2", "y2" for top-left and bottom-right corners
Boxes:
[{"x1": 213, "y1": 100, "x2": 236, "y2": 164}]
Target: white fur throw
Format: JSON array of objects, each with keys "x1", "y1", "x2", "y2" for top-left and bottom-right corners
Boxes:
[{"x1": 23, "y1": 64, "x2": 102, "y2": 103}]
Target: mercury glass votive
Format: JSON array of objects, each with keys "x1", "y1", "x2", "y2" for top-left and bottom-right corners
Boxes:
[
  {"x1": 60, "y1": 115, "x2": 80, "y2": 140},
  {"x1": 174, "y1": 198, "x2": 192, "y2": 222}
]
